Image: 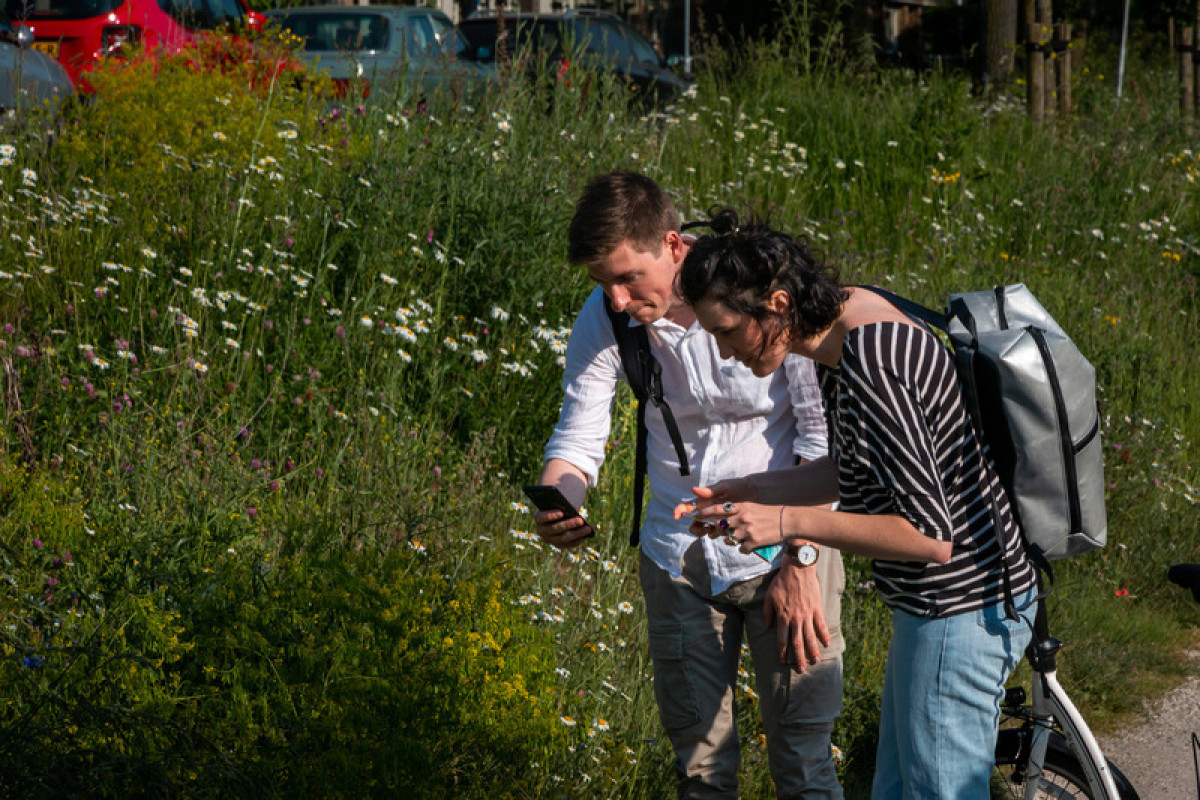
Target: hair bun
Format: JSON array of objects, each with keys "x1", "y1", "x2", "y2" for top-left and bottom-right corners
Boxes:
[{"x1": 707, "y1": 207, "x2": 741, "y2": 237}]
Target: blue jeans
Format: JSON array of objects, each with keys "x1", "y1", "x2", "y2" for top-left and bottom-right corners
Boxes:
[{"x1": 871, "y1": 587, "x2": 1035, "y2": 799}]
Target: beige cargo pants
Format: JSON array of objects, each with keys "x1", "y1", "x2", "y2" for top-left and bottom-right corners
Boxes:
[{"x1": 639, "y1": 539, "x2": 845, "y2": 799}]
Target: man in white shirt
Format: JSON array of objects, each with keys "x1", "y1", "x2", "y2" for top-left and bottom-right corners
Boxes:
[{"x1": 535, "y1": 171, "x2": 845, "y2": 798}]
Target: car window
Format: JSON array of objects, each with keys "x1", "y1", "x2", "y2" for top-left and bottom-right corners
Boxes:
[
  {"x1": 362, "y1": 15, "x2": 388, "y2": 50},
  {"x1": 508, "y1": 20, "x2": 560, "y2": 56},
  {"x1": 620, "y1": 23, "x2": 660, "y2": 65},
  {"x1": 577, "y1": 19, "x2": 632, "y2": 62},
  {"x1": 457, "y1": 20, "x2": 497, "y2": 61},
  {"x1": 408, "y1": 14, "x2": 436, "y2": 55},
  {"x1": 156, "y1": 0, "x2": 243, "y2": 31},
  {"x1": 5, "y1": 0, "x2": 121, "y2": 21},
  {"x1": 278, "y1": 12, "x2": 388, "y2": 53},
  {"x1": 460, "y1": 18, "x2": 571, "y2": 63},
  {"x1": 427, "y1": 13, "x2": 466, "y2": 57},
  {"x1": 532, "y1": 21, "x2": 565, "y2": 55}
]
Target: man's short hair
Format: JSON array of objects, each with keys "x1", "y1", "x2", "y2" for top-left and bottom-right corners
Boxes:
[{"x1": 567, "y1": 170, "x2": 681, "y2": 267}]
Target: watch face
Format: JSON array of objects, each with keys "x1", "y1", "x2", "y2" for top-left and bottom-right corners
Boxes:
[{"x1": 795, "y1": 544, "x2": 818, "y2": 566}]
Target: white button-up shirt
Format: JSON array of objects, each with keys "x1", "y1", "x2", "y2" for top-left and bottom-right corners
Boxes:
[{"x1": 545, "y1": 287, "x2": 828, "y2": 594}]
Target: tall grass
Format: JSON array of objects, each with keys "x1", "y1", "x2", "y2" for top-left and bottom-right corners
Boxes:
[{"x1": 0, "y1": 18, "x2": 1197, "y2": 797}]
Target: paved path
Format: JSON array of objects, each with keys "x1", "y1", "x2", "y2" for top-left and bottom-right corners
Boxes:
[{"x1": 1098, "y1": 649, "x2": 1200, "y2": 800}]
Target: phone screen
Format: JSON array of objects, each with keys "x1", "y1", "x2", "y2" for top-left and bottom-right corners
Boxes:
[{"x1": 753, "y1": 544, "x2": 783, "y2": 562}]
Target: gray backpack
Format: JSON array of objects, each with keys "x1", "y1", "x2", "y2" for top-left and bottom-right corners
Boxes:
[{"x1": 868, "y1": 285, "x2": 1107, "y2": 564}]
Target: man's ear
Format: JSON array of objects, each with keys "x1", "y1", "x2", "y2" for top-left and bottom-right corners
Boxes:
[{"x1": 664, "y1": 230, "x2": 686, "y2": 263}]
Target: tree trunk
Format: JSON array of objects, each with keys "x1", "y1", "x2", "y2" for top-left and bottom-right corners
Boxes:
[{"x1": 986, "y1": 0, "x2": 1019, "y2": 91}]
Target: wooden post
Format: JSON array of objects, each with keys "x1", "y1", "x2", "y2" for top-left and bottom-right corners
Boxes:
[
  {"x1": 1038, "y1": 1, "x2": 1054, "y2": 119},
  {"x1": 1194, "y1": 1, "x2": 1200, "y2": 111},
  {"x1": 1028, "y1": 23, "x2": 1047, "y2": 122},
  {"x1": 1056, "y1": 22, "x2": 1072, "y2": 119},
  {"x1": 1073, "y1": 18, "x2": 1086, "y2": 72},
  {"x1": 1184, "y1": 28, "x2": 1195, "y2": 116},
  {"x1": 496, "y1": 1, "x2": 508, "y2": 67}
]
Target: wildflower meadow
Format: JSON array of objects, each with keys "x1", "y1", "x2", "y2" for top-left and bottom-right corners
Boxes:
[{"x1": 1, "y1": 16, "x2": 1198, "y2": 798}]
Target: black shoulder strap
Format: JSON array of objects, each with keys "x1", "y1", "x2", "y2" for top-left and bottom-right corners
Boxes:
[
  {"x1": 603, "y1": 295, "x2": 690, "y2": 547},
  {"x1": 858, "y1": 285, "x2": 949, "y2": 332}
]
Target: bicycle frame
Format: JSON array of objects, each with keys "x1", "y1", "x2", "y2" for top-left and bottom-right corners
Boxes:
[
  {"x1": 1025, "y1": 664, "x2": 1122, "y2": 799},
  {"x1": 1007, "y1": 591, "x2": 1128, "y2": 800}
]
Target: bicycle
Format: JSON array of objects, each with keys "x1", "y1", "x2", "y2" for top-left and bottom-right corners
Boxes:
[{"x1": 991, "y1": 593, "x2": 1140, "y2": 799}]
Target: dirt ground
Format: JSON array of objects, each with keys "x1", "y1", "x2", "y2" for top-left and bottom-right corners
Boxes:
[{"x1": 1097, "y1": 648, "x2": 1200, "y2": 800}]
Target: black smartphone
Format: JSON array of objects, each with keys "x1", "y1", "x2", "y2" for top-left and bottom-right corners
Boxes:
[{"x1": 522, "y1": 485, "x2": 594, "y2": 537}]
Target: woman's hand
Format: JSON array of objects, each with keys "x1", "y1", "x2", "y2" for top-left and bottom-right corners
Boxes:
[
  {"x1": 674, "y1": 482, "x2": 786, "y2": 554},
  {"x1": 671, "y1": 478, "x2": 759, "y2": 521},
  {"x1": 702, "y1": 501, "x2": 787, "y2": 553}
]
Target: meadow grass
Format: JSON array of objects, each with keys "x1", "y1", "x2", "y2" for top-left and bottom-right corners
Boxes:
[{"x1": 0, "y1": 23, "x2": 1197, "y2": 798}]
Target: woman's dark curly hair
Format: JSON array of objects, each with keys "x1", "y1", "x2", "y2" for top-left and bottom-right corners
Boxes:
[{"x1": 679, "y1": 208, "x2": 848, "y2": 352}]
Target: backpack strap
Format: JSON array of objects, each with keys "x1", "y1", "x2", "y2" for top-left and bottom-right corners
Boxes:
[
  {"x1": 859, "y1": 285, "x2": 949, "y2": 332},
  {"x1": 603, "y1": 295, "x2": 690, "y2": 547}
]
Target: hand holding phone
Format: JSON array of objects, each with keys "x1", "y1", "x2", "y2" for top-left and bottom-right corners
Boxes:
[{"x1": 523, "y1": 485, "x2": 595, "y2": 539}]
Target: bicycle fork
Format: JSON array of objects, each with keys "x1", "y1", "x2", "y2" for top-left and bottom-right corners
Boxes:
[{"x1": 1025, "y1": 636, "x2": 1123, "y2": 800}]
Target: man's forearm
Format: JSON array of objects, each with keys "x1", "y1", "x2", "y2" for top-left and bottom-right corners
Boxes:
[{"x1": 538, "y1": 458, "x2": 590, "y2": 509}]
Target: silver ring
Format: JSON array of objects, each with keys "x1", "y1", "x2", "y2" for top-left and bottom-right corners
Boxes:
[
  {"x1": 724, "y1": 534, "x2": 741, "y2": 546},
  {"x1": 721, "y1": 501, "x2": 736, "y2": 513}
]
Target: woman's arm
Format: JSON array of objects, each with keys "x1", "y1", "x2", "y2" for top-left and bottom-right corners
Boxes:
[
  {"x1": 684, "y1": 456, "x2": 841, "y2": 509},
  {"x1": 780, "y1": 505, "x2": 952, "y2": 563},
  {"x1": 679, "y1": 499, "x2": 952, "y2": 564},
  {"x1": 749, "y1": 456, "x2": 841, "y2": 506}
]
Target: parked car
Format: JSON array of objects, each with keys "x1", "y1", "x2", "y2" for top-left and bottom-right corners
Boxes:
[
  {"x1": 457, "y1": 8, "x2": 688, "y2": 105},
  {"x1": 4, "y1": 0, "x2": 263, "y2": 87},
  {"x1": 0, "y1": 11, "x2": 73, "y2": 117},
  {"x1": 266, "y1": 6, "x2": 492, "y2": 104}
]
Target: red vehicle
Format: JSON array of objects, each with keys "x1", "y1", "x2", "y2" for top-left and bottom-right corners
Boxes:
[{"x1": 4, "y1": 0, "x2": 263, "y2": 87}]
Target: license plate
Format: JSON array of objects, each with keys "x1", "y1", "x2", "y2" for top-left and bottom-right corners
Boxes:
[{"x1": 32, "y1": 41, "x2": 59, "y2": 59}]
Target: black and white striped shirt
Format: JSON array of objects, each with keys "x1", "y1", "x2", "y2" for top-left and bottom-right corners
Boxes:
[{"x1": 819, "y1": 321, "x2": 1036, "y2": 618}]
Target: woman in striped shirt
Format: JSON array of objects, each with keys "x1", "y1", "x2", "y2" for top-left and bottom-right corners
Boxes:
[{"x1": 673, "y1": 209, "x2": 1037, "y2": 798}]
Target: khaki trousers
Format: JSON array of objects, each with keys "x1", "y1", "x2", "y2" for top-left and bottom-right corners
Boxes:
[{"x1": 639, "y1": 540, "x2": 846, "y2": 799}]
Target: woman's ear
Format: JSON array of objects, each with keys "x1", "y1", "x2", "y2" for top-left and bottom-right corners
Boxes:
[{"x1": 766, "y1": 289, "x2": 790, "y2": 316}]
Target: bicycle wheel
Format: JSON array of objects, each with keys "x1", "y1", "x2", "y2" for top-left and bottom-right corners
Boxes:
[{"x1": 992, "y1": 729, "x2": 1140, "y2": 799}]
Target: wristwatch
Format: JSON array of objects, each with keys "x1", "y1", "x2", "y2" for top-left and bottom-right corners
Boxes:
[{"x1": 788, "y1": 542, "x2": 819, "y2": 567}]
